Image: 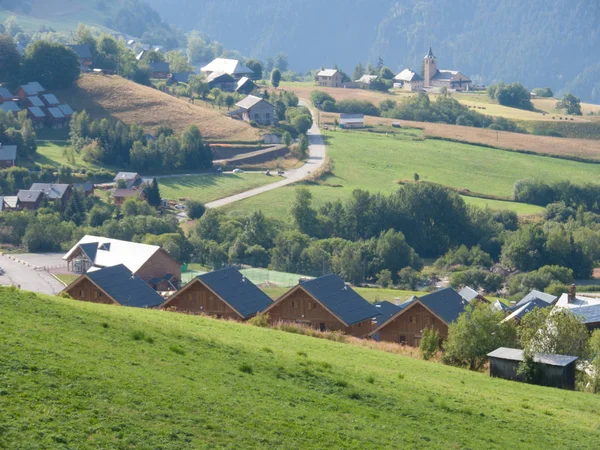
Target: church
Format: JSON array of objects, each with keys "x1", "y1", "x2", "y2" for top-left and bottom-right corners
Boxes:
[
  {"x1": 423, "y1": 46, "x2": 472, "y2": 90},
  {"x1": 395, "y1": 46, "x2": 472, "y2": 91}
]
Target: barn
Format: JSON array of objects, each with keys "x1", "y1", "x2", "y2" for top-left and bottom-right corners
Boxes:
[
  {"x1": 61, "y1": 264, "x2": 164, "y2": 309},
  {"x1": 264, "y1": 274, "x2": 380, "y2": 338},
  {"x1": 487, "y1": 347, "x2": 578, "y2": 390},
  {"x1": 160, "y1": 267, "x2": 272, "y2": 321}
]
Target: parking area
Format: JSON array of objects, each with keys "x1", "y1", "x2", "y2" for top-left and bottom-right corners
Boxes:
[
  {"x1": 0, "y1": 254, "x2": 64, "y2": 295},
  {"x1": 9, "y1": 252, "x2": 67, "y2": 270}
]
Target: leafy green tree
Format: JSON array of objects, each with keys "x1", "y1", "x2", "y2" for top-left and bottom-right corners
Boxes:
[
  {"x1": 186, "y1": 200, "x2": 206, "y2": 220},
  {"x1": 377, "y1": 269, "x2": 392, "y2": 288},
  {"x1": 519, "y1": 307, "x2": 589, "y2": 358},
  {"x1": 271, "y1": 69, "x2": 281, "y2": 88},
  {"x1": 23, "y1": 41, "x2": 80, "y2": 89},
  {"x1": 586, "y1": 330, "x2": 600, "y2": 393},
  {"x1": 397, "y1": 267, "x2": 420, "y2": 290},
  {"x1": 352, "y1": 63, "x2": 365, "y2": 81},
  {"x1": 270, "y1": 230, "x2": 312, "y2": 273},
  {"x1": 165, "y1": 50, "x2": 194, "y2": 73},
  {"x1": 282, "y1": 131, "x2": 292, "y2": 147},
  {"x1": 374, "y1": 229, "x2": 422, "y2": 279},
  {"x1": 243, "y1": 210, "x2": 276, "y2": 249},
  {"x1": 290, "y1": 187, "x2": 319, "y2": 236},
  {"x1": 194, "y1": 209, "x2": 221, "y2": 241},
  {"x1": 0, "y1": 34, "x2": 21, "y2": 83},
  {"x1": 379, "y1": 66, "x2": 394, "y2": 80},
  {"x1": 532, "y1": 87, "x2": 553, "y2": 98},
  {"x1": 273, "y1": 53, "x2": 289, "y2": 72},
  {"x1": 121, "y1": 198, "x2": 154, "y2": 217},
  {"x1": 310, "y1": 90, "x2": 335, "y2": 108},
  {"x1": 62, "y1": 188, "x2": 86, "y2": 226},
  {"x1": 298, "y1": 134, "x2": 309, "y2": 156},
  {"x1": 487, "y1": 82, "x2": 533, "y2": 110},
  {"x1": 189, "y1": 75, "x2": 210, "y2": 99},
  {"x1": 556, "y1": 93, "x2": 582, "y2": 115},
  {"x1": 245, "y1": 59, "x2": 263, "y2": 80},
  {"x1": 443, "y1": 304, "x2": 518, "y2": 371},
  {"x1": 291, "y1": 114, "x2": 312, "y2": 134},
  {"x1": 420, "y1": 328, "x2": 441, "y2": 360},
  {"x1": 88, "y1": 204, "x2": 114, "y2": 227}
]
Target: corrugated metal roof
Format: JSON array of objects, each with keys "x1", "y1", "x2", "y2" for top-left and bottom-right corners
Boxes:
[
  {"x1": 196, "y1": 267, "x2": 273, "y2": 319},
  {"x1": 394, "y1": 69, "x2": 423, "y2": 82},
  {"x1": 317, "y1": 69, "x2": 339, "y2": 77},
  {"x1": 86, "y1": 264, "x2": 164, "y2": 308},
  {"x1": 487, "y1": 347, "x2": 578, "y2": 367},
  {"x1": 3, "y1": 196, "x2": 18, "y2": 208},
  {"x1": 569, "y1": 304, "x2": 600, "y2": 324},
  {"x1": 300, "y1": 274, "x2": 380, "y2": 326},
  {"x1": 64, "y1": 235, "x2": 162, "y2": 275},
  {"x1": 201, "y1": 58, "x2": 253, "y2": 76},
  {"x1": 419, "y1": 287, "x2": 469, "y2": 324},
  {"x1": 236, "y1": 95, "x2": 268, "y2": 110}
]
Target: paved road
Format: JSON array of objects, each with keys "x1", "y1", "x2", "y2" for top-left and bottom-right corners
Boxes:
[
  {"x1": 0, "y1": 254, "x2": 64, "y2": 295},
  {"x1": 206, "y1": 103, "x2": 326, "y2": 209}
]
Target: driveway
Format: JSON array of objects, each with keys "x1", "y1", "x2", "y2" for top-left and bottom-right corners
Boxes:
[
  {"x1": 206, "y1": 102, "x2": 326, "y2": 209},
  {"x1": 0, "y1": 254, "x2": 64, "y2": 295}
]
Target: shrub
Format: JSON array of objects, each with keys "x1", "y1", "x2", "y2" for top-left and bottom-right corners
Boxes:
[
  {"x1": 347, "y1": 391, "x2": 362, "y2": 400},
  {"x1": 239, "y1": 363, "x2": 253, "y2": 374},
  {"x1": 249, "y1": 313, "x2": 270, "y2": 328},
  {"x1": 297, "y1": 351, "x2": 308, "y2": 357},
  {"x1": 366, "y1": 375, "x2": 375, "y2": 384},
  {"x1": 131, "y1": 330, "x2": 146, "y2": 341},
  {"x1": 420, "y1": 328, "x2": 440, "y2": 360},
  {"x1": 169, "y1": 345, "x2": 186, "y2": 355},
  {"x1": 186, "y1": 200, "x2": 206, "y2": 220}
]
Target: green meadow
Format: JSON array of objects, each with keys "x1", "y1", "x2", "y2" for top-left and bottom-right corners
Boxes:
[
  {"x1": 1, "y1": 288, "x2": 599, "y2": 449},
  {"x1": 224, "y1": 130, "x2": 600, "y2": 218}
]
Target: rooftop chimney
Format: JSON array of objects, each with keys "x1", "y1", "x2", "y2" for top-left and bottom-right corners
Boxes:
[{"x1": 568, "y1": 284, "x2": 576, "y2": 304}]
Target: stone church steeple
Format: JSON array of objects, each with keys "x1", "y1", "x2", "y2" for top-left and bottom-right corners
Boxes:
[{"x1": 424, "y1": 45, "x2": 437, "y2": 87}]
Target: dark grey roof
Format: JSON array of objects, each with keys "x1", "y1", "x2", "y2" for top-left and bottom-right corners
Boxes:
[
  {"x1": 170, "y1": 72, "x2": 194, "y2": 83},
  {"x1": 68, "y1": 44, "x2": 92, "y2": 59},
  {"x1": 517, "y1": 290, "x2": 557, "y2": 307},
  {"x1": 27, "y1": 96, "x2": 44, "y2": 107},
  {"x1": 0, "y1": 145, "x2": 17, "y2": 161},
  {"x1": 86, "y1": 264, "x2": 164, "y2": 308},
  {"x1": 19, "y1": 84, "x2": 39, "y2": 96},
  {"x1": 236, "y1": 95, "x2": 271, "y2": 110},
  {"x1": 79, "y1": 242, "x2": 98, "y2": 262},
  {"x1": 374, "y1": 301, "x2": 402, "y2": 326},
  {"x1": 426, "y1": 45, "x2": 435, "y2": 59},
  {"x1": 198, "y1": 267, "x2": 272, "y2": 319},
  {"x1": 0, "y1": 102, "x2": 21, "y2": 113},
  {"x1": 207, "y1": 71, "x2": 235, "y2": 83},
  {"x1": 149, "y1": 61, "x2": 170, "y2": 73},
  {"x1": 300, "y1": 274, "x2": 380, "y2": 326},
  {"x1": 42, "y1": 94, "x2": 60, "y2": 105},
  {"x1": 0, "y1": 87, "x2": 14, "y2": 99},
  {"x1": 419, "y1": 288, "x2": 469, "y2": 324},
  {"x1": 47, "y1": 107, "x2": 65, "y2": 119},
  {"x1": 28, "y1": 106, "x2": 45, "y2": 118},
  {"x1": 74, "y1": 181, "x2": 94, "y2": 192},
  {"x1": 17, "y1": 190, "x2": 43, "y2": 203},
  {"x1": 58, "y1": 104, "x2": 74, "y2": 116},
  {"x1": 569, "y1": 304, "x2": 600, "y2": 324},
  {"x1": 29, "y1": 183, "x2": 70, "y2": 200},
  {"x1": 487, "y1": 347, "x2": 578, "y2": 367}
]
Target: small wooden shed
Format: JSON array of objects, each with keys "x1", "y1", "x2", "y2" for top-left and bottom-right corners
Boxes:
[{"x1": 487, "y1": 347, "x2": 578, "y2": 390}]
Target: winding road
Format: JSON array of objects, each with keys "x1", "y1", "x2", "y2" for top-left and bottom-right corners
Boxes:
[{"x1": 205, "y1": 102, "x2": 326, "y2": 209}]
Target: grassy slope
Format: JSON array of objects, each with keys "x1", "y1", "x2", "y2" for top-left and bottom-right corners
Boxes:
[
  {"x1": 158, "y1": 174, "x2": 276, "y2": 203},
  {"x1": 1, "y1": 289, "x2": 599, "y2": 449},
  {"x1": 53, "y1": 75, "x2": 260, "y2": 142},
  {"x1": 35, "y1": 141, "x2": 116, "y2": 171},
  {"x1": 225, "y1": 130, "x2": 600, "y2": 218}
]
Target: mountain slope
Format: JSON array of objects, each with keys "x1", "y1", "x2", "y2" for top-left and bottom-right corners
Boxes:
[
  {"x1": 146, "y1": 0, "x2": 600, "y2": 102},
  {"x1": 1, "y1": 288, "x2": 599, "y2": 448}
]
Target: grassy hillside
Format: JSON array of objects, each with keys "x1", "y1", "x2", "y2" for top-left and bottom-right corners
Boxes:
[
  {"x1": 53, "y1": 75, "x2": 260, "y2": 142},
  {"x1": 2, "y1": 288, "x2": 600, "y2": 448},
  {"x1": 224, "y1": 129, "x2": 600, "y2": 218}
]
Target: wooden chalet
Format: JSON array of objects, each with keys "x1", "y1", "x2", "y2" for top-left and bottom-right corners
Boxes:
[
  {"x1": 63, "y1": 235, "x2": 182, "y2": 288},
  {"x1": 29, "y1": 183, "x2": 72, "y2": 208},
  {"x1": 235, "y1": 77, "x2": 257, "y2": 95},
  {"x1": 149, "y1": 61, "x2": 170, "y2": 79},
  {"x1": 160, "y1": 267, "x2": 272, "y2": 320},
  {"x1": 16, "y1": 189, "x2": 44, "y2": 210},
  {"x1": 15, "y1": 82, "x2": 44, "y2": 99},
  {"x1": 68, "y1": 44, "x2": 93, "y2": 71},
  {"x1": 264, "y1": 274, "x2": 381, "y2": 338},
  {"x1": 206, "y1": 72, "x2": 236, "y2": 91},
  {"x1": 0, "y1": 87, "x2": 14, "y2": 102},
  {"x1": 0, "y1": 144, "x2": 17, "y2": 168},
  {"x1": 27, "y1": 106, "x2": 46, "y2": 127},
  {"x1": 0, "y1": 101, "x2": 21, "y2": 116},
  {"x1": 369, "y1": 288, "x2": 469, "y2": 346},
  {"x1": 61, "y1": 264, "x2": 164, "y2": 308}
]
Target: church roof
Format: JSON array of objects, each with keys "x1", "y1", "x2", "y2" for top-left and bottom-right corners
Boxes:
[
  {"x1": 426, "y1": 45, "x2": 435, "y2": 59},
  {"x1": 431, "y1": 70, "x2": 471, "y2": 82}
]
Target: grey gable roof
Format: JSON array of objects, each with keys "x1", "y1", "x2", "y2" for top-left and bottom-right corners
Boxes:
[
  {"x1": 149, "y1": 61, "x2": 170, "y2": 73},
  {"x1": 374, "y1": 301, "x2": 402, "y2": 326},
  {"x1": 419, "y1": 287, "x2": 469, "y2": 324},
  {"x1": 68, "y1": 44, "x2": 92, "y2": 59},
  {"x1": 79, "y1": 242, "x2": 98, "y2": 262},
  {"x1": 29, "y1": 183, "x2": 70, "y2": 200},
  {"x1": 300, "y1": 274, "x2": 380, "y2": 326},
  {"x1": 459, "y1": 286, "x2": 480, "y2": 302},
  {"x1": 517, "y1": 290, "x2": 557, "y2": 307},
  {"x1": 487, "y1": 348, "x2": 578, "y2": 367},
  {"x1": 0, "y1": 145, "x2": 17, "y2": 161},
  {"x1": 197, "y1": 267, "x2": 272, "y2": 319},
  {"x1": 86, "y1": 264, "x2": 164, "y2": 308},
  {"x1": 17, "y1": 189, "x2": 43, "y2": 203},
  {"x1": 0, "y1": 87, "x2": 13, "y2": 98}
]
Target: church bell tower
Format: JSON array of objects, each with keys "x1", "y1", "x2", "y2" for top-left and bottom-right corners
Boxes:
[{"x1": 424, "y1": 45, "x2": 437, "y2": 88}]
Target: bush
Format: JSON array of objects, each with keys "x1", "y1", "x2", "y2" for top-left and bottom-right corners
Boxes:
[
  {"x1": 186, "y1": 200, "x2": 206, "y2": 220},
  {"x1": 311, "y1": 90, "x2": 335, "y2": 108},
  {"x1": 420, "y1": 328, "x2": 440, "y2": 360},
  {"x1": 249, "y1": 313, "x2": 271, "y2": 328},
  {"x1": 239, "y1": 363, "x2": 253, "y2": 374}
]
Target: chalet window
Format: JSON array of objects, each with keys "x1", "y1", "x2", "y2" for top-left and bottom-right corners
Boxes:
[
  {"x1": 188, "y1": 293, "x2": 193, "y2": 302},
  {"x1": 399, "y1": 335, "x2": 406, "y2": 343},
  {"x1": 314, "y1": 302, "x2": 318, "y2": 309},
  {"x1": 94, "y1": 291, "x2": 99, "y2": 299},
  {"x1": 79, "y1": 290, "x2": 85, "y2": 298},
  {"x1": 291, "y1": 301, "x2": 295, "y2": 309},
  {"x1": 409, "y1": 316, "x2": 414, "y2": 323},
  {"x1": 308, "y1": 302, "x2": 312, "y2": 310}
]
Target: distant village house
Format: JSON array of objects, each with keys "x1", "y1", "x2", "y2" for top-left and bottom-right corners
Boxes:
[
  {"x1": 317, "y1": 69, "x2": 343, "y2": 88},
  {"x1": 228, "y1": 95, "x2": 276, "y2": 126}
]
